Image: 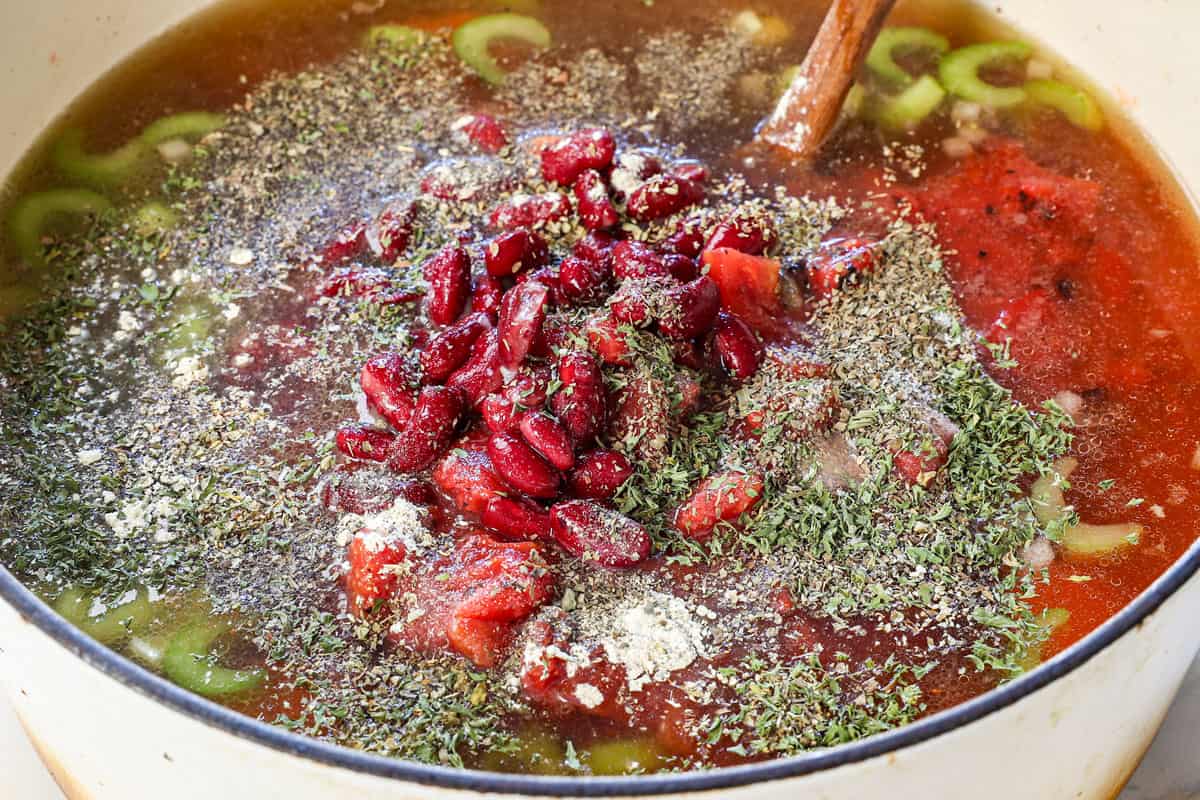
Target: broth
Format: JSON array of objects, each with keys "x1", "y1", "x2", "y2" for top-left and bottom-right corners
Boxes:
[{"x1": 1, "y1": 0, "x2": 1198, "y2": 776}]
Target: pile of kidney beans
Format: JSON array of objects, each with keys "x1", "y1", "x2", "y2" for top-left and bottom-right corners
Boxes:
[{"x1": 309, "y1": 118, "x2": 892, "y2": 665}]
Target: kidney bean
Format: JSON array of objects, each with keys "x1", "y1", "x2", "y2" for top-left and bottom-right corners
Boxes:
[
  {"x1": 703, "y1": 210, "x2": 776, "y2": 256},
  {"x1": 712, "y1": 311, "x2": 762, "y2": 382},
  {"x1": 420, "y1": 312, "x2": 493, "y2": 384},
  {"x1": 447, "y1": 329, "x2": 503, "y2": 407},
  {"x1": 484, "y1": 229, "x2": 549, "y2": 278},
  {"x1": 549, "y1": 500, "x2": 650, "y2": 567},
  {"x1": 541, "y1": 128, "x2": 616, "y2": 185},
  {"x1": 612, "y1": 240, "x2": 671, "y2": 280},
  {"x1": 489, "y1": 192, "x2": 572, "y2": 231},
  {"x1": 567, "y1": 450, "x2": 633, "y2": 500},
  {"x1": 360, "y1": 352, "x2": 416, "y2": 430},
  {"x1": 558, "y1": 255, "x2": 611, "y2": 306},
  {"x1": 519, "y1": 411, "x2": 576, "y2": 471},
  {"x1": 482, "y1": 495, "x2": 552, "y2": 541},
  {"x1": 658, "y1": 275, "x2": 720, "y2": 340},
  {"x1": 388, "y1": 386, "x2": 465, "y2": 473},
  {"x1": 626, "y1": 175, "x2": 704, "y2": 222},
  {"x1": 471, "y1": 273, "x2": 504, "y2": 320},
  {"x1": 487, "y1": 432, "x2": 561, "y2": 499},
  {"x1": 497, "y1": 281, "x2": 551, "y2": 370},
  {"x1": 366, "y1": 201, "x2": 416, "y2": 263},
  {"x1": 423, "y1": 244, "x2": 472, "y2": 326},
  {"x1": 336, "y1": 424, "x2": 396, "y2": 462},
  {"x1": 550, "y1": 351, "x2": 606, "y2": 443},
  {"x1": 451, "y1": 113, "x2": 508, "y2": 154},
  {"x1": 573, "y1": 169, "x2": 619, "y2": 230}
]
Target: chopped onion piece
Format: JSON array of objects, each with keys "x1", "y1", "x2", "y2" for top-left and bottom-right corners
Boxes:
[
  {"x1": 1021, "y1": 536, "x2": 1055, "y2": 569},
  {"x1": 959, "y1": 124, "x2": 989, "y2": 145},
  {"x1": 1052, "y1": 390, "x2": 1084, "y2": 423},
  {"x1": 942, "y1": 136, "x2": 974, "y2": 159},
  {"x1": 1026, "y1": 58, "x2": 1054, "y2": 80},
  {"x1": 156, "y1": 138, "x2": 194, "y2": 165},
  {"x1": 951, "y1": 100, "x2": 983, "y2": 123}
]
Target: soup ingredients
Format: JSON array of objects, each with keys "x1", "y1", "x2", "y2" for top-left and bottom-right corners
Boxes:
[
  {"x1": 162, "y1": 619, "x2": 265, "y2": 697},
  {"x1": 1025, "y1": 78, "x2": 1103, "y2": 130},
  {"x1": 939, "y1": 40, "x2": 1032, "y2": 107},
  {"x1": 452, "y1": 13, "x2": 551, "y2": 85},
  {"x1": 866, "y1": 25, "x2": 949, "y2": 86},
  {"x1": 8, "y1": 188, "x2": 111, "y2": 266}
]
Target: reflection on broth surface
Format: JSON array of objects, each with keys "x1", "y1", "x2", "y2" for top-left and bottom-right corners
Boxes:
[{"x1": 1, "y1": 0, "x2": 1199, "y2": 776}]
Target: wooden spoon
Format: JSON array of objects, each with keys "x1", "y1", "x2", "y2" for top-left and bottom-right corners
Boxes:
[{"x1": 758, "y1": 0, "x2": 896, "y2": 158}]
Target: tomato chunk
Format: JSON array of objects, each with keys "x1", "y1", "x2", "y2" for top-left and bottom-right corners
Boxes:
[
  {"x1": 673, "y1": 470, "x2": 765, "y2": 539},
  {"x1": 346, "y1": 530, "x2": 409, "y2": 617},
  {"x1": 700, "y1": 248, "x2": 781, "y2": 329}
]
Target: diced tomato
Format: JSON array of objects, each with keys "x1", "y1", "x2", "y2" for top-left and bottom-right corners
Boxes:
[
  {"x1": 805, "y1": 237, "x2": 880, "y2": 300},
  {"x1": 700, "y1": 248, "x2": 781, "y2": 329},
  {"x1": 446, "y1": 616, "x2": 510, "y2": 668},
  {"x1": 450, "y1": 537, "x2": 556, "y2": 624},
  {"x1": 985, "y1": 288, "x2": 1054, "y2": 346},
  {"x1": 673, "y1": 470, "x2": 765, "y2": 539},
  {"x1": 432, "y1": 444, "x2": 506, "y2": 514},
  {"x1": 890, "y1": 437, "x2": 949, "y2": 488},
  {"x1": 346, "y1": 530, "x2": 408, "y2": 617},
  {"x1": 520, "y1": 624, "x2": 631, "y2": 722}
]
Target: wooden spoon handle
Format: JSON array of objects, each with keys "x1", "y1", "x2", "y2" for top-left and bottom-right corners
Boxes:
[{"x1": 759, "y1": 0, "x2": 896, "y2": 158}]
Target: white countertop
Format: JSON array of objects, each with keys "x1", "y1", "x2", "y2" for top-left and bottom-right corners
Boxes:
[{"x1": 4, "y1": 654, "x2": 1199, "y2": 798}]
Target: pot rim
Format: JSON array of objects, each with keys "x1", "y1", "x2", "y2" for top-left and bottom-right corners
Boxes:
[{"x1": 3, "y1": 537, "x2": 1199, "y2": 795}]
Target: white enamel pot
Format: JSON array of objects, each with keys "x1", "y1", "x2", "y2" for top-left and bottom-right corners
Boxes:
[{"x1": 2, "y1": 1, "x2": 1200, "y2": 798}]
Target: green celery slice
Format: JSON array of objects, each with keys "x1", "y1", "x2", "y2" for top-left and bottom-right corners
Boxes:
[
  {"x1": 363, "y1": 24, "x2": 424, "y2": 50},
  {"x1": 54, "y1": 586, "x2": 156, "y2": 645},
  {"x1": 51, "y1": 128, "x2": 147, "y2": 188},
  {"x1": 1025, "y1": 78, "x2": 1103, "y2": 131},
  {"x1": 140, "y1": 111, "x2": 227, "y2": 146},
  {"x1": 9, "y1": 188, "x2": 112, "y2": 267},
  {"x1": 866, "y1": 26, "x2": 950, "y2": 87},
  {"x1": 162, "y1": 619, "x2": 265, "y2": 697},
  {"x1": 452, "y1": 13, "x2": 551, "y2": 85},
  {"x1": 939, "y1": 40, "x2": 1032, "y2": 108},
  {"x1": 875, "y1": 74, "x2": 947, "y2": 130}
]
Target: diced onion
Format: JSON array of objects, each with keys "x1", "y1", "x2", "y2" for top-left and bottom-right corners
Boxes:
[
  {"x1": 156, "y1": 138, "x2": 195, "y2": 165},
  {"x1": 1020, "y1": 536, "x2": 1055, "y2": 569},
  {"x1": 951, "y1": 100, "x2": 983, "y2": 123},
  {"x1": 1026, "y1": 58, "x2": 1054, "y2": 80},
  {"x1": 941, "y1": 136, "x2": 974, "y2": 159},
  {"x1": 1052, "y1": 390, "x2": 1084, "y2": 423}
]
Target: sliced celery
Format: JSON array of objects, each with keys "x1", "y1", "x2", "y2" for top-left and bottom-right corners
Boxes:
[
  {"x1": 51, "y1": 128, "x2": 148, "y2": 188},
  {"x1": 1029, "y1": 457, "x2": 1075, "y2": 526},
  {"x1": 452, "y1": 13, "x2": 551, "y2": 85},
  {"x1": 1062, "y1": 520, "x2": 1141, "y2": 556},
  {"x1": 132, "y1": 201, "x2": 180, "y2": 236},
  {"x1": 1025, "y1": 78, "x2": 1103, "y2": 131},
  {"x1": 1017, "y1": 607, "x2": 1070, "y2": 671},
  {"x1": 875, "y1": 74, "x2": 947, "y2": 130},
  {"x1": 866, "y1": 26, "x2": 950, "y2": 87},
  {"x1": 9, "y1": 188, "x2": 112, "y2": 267},
  {"x1": 842, "y1": 83, "x2": 866, "y2": 117},
  {"x1": 1029, "y1": 457, "x2": 1141, "y2": 556},
  {"x1": 363, "y1": 24, "x2": 424, "y2": 51},
  {"x1": 140, "y1": 111, "x2": 227, "y2": 147},
  {"x1": 54, "y1": 586, "x2": 157, "y2": 645},
  {"x1": 939, "y1": 40, "x2": 1032, "y2": 108},
  {"x1": 162, "y1": 619, "x2": 265, "y2": 697}
]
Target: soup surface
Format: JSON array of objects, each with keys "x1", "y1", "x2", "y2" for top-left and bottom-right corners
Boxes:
[{"x1": 2, "y1": 0, "x2": 1199, "y2": 776}]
